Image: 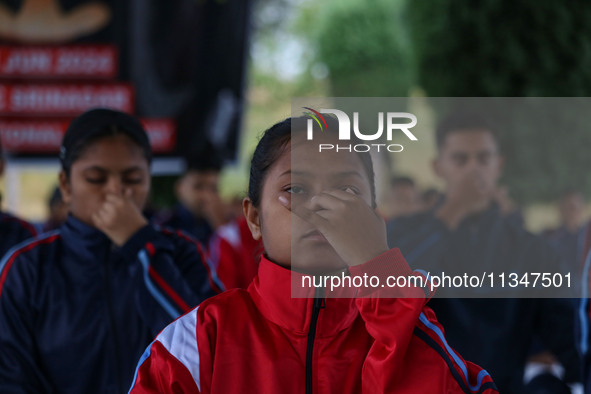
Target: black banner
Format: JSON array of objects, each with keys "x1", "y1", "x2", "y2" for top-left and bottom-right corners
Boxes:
[{"x1": 0, "y1": 0, "x2": 252, "y2": 161}]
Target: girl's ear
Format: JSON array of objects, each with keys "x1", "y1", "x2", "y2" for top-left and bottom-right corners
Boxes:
[
  {"x1": 243, "y1": 197, "x2": 262, "y2": 240},
  {"x1": 58, "y1": 171, "x2": 73, "y2": 205}
]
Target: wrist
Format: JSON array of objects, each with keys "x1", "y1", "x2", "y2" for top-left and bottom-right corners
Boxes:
[
  {"x1": 111, "y1": 217, "x2": 148, "y2": 246},
  {"x1": 119, "y1": 224, "x2": 160, "y2": 260}
]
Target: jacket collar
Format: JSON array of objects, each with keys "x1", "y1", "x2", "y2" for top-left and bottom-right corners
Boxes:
[{"x1": 248, "y1": 255, "x2": 359, "y2": 337}]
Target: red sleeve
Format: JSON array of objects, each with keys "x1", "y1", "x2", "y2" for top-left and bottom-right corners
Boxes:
[
  {"x1": 412, "y1": 306, "x2": 498, "y2": 393},
  {"x1": 129, "y1": 341, "x2": 200, "y2": 394},
  {"x1": 349, "y1": 249, "x2": 498, "y2": 393},
  {"x1": 129, "y1": 306, "x2": 203, "y2": 393}
]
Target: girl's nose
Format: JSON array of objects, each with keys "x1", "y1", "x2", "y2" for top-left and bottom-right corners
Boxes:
[
  {"x1": 308, "y1": 192, "x2": 326, "y2": 212},
  {"x1": 105, "y1": 177, "x2": 123, "y2": 195}
]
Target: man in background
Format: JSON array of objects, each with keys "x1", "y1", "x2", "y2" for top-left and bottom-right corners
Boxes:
[
  {"x1": 379, "y1": 176, "x2": 420, "y2": 220},
  {"x1": 418, "y1": 187, "x2": 442, "y2": 212},
  {"x1": 544, "y1": 189, "x2": 586, "y2": 268},
  {"x1": 387, "y1": 112, "x2": 579, "y2": 393}
]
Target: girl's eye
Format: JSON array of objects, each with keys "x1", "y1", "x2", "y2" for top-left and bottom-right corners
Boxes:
[
  {"x1": 124, "y1": 178, "x2": 143, "y2": 185},
  {"x1": 287, "y1": 185, "x2": 305, "y2": 194},
  {"x1": 341, "y1": 186, "x2": 359, "y2": 195},
  {"x1": 86, "y1": 178, "x2": 106, "y2": 184}
]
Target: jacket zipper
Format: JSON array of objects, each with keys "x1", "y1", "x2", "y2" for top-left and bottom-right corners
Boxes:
[
  {"x1": 103, "y1": 249, "x2": 123, "y2": 392},
  {"x1": 306, "y1": 286, "x2": 325, "y2": 394}
]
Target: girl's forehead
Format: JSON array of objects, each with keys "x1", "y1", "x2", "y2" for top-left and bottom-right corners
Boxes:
[
  {"x1": 292, "y1": 137, "x2": 364, "y2": 166},
  {"x1": 73, "y1": 135, "x2": 149, "y2": 169},
  {"x1": 79, "y1": 135, "x2": 145, "y2": 157},
  {"x1": 268, "y1": 137, "x2": 368, "y2": 179}
]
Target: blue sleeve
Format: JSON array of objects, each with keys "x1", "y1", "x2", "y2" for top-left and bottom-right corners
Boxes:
[
  {"x1": 0, "y1": 251, "x2": 53, "y2": 393},
  {"x1": 120, "y1": 225, "x2": 222, "y2": 336}
]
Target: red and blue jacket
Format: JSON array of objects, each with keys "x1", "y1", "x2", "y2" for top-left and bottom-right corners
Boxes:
[
  {"x1": 0, "y1": 211, "x2": 37, "y2": 260},
  {"x1": 0, "y1": 215, "x2": 223, "y2": 393},
  {"x1": 129, "y1": 249, "x2": 497, "y2": 393}
]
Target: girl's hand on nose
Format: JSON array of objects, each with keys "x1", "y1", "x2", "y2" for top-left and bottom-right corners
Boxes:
[
  {"x1": 92, "y1": 188, "x2": 148, "y2": 246},
  {"x1": 280, "y1": 189, "x2": 389, "y2": 267}
]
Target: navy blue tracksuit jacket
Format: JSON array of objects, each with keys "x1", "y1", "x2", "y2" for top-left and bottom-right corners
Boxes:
[
  {"x1": 0, "y1": 215, "x2": 223, "y2": 393},
  {"x1": 387, "y1": 204, "x2": 580, "y2": 394},
  {"x1": 0, "y1": 211, "x2": 37, "y2": 260}
]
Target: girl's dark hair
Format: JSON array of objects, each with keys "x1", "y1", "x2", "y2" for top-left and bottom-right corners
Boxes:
[
  {"x1": 248, "y1": 116, "x2": 376, "y2": 208},
  {"x1": 62, "y1": 126, "x2": 152, "y2": 177},
  {"x1": 60, "y1": 108, "x2": 152, "y2": 176}
]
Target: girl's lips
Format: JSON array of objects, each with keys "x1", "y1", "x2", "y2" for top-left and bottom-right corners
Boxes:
[{"x1": 302, "y1": 230, "x2": 328, "y2": 242}]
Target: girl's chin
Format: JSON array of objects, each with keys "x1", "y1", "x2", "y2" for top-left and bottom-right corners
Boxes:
[
  {"x1": 264, "y1": 252, "x2": 347, "y2": 274},
  {"x1": 289, "y1": 260, "x2": 348, "y2": 275}
]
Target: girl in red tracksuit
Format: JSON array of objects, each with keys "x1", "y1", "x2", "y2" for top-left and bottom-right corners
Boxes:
[{"x1": 129, "y1": 116, "x2": 498, "y2": 393}]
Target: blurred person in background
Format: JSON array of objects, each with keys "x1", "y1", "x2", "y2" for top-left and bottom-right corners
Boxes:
[
  {"x1": 0, "y1": 139, "x2": 38, "y2": 259},
  {"x1": 379, "y1": 175, "x2": 420, "y2": 220},
  {"x1": 41, "y1": 186, "x2": 68, "y2": 233},
  {"x1": 493, "y1": 184, "x2": 525, "y2": 228},
  {"x1": 525, "y1": 192, "x2": 581, "y2": 394},
  {"x1": 227, "y1": 194, "x2": 247, "y2": 221},
  {"x1": 544, "y1": 189, "x2": 586, "y2": 268},
  {"x1": 574, "y1": 201, "x2": 591, "y2": 394},
  {"x1": 157, "y1": 147, "x2": 228, "y2": 246},
  {"x1": 0, "y1": 109, "x2": 222, "y2": 393},
  {"x1": 419, "y1": 187, "x2": 443, "y2": 212},
  {"x1": 387, "y1": 111, "x2": 580, "y2": 393}
]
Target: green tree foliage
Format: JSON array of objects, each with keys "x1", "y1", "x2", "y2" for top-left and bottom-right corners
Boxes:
[
  {"x1": 310, "y1": 0, "x2": 591, "y2": 203},
  {"x1": 406, "y1": 1, "x2": 591, "y2": 202},
  {"x1": 308, "y1": 0, "x2": 411, "y2": 96},
  {"x1": 406, "y1": 1, "x2": 591, "y2": 97}
]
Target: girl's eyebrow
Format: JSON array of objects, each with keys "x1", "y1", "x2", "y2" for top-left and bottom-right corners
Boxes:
[
  {"x1": 332, "y1": 171, "x2": 365, "y2": 180},
  {"x1": 287, "y1": 170, "x2": 365, "y2": 179},
  {"x1": 122, "y1": 167, "x2": 146, "y2": 174},
  {"x1": 82, "y1": 166, "x2": 108, "y2": 173},
  {"x1": 82, "y1": 166, "x2": 146, "y2": 173}
]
